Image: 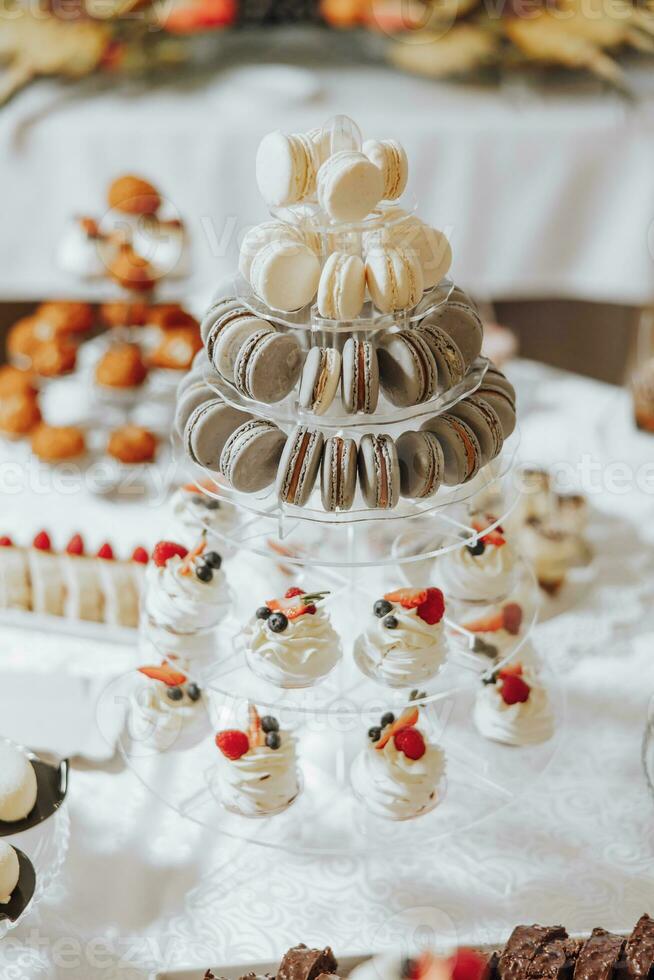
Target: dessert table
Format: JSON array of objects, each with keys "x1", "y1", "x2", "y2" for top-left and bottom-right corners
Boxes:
[
  {"x1": 3, "y1": 64, "x2": 654, "y2": 306},
  {"x1": 1, "y1": 358, "x2": 654, "y2": 978}
]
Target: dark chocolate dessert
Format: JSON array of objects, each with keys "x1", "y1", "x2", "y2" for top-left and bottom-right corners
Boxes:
[
  {"x1": 277, "y1": 945, "x2": 338, "y2": 980},
  {"x1": 625, "y1": 915, "x2": 654, "y2": 979},
  {"x1": 573, "y1": 929, "x2": 625, "y2": 980},
  {"x1": 499, "y1": 925, "x2": 569, "y2": 980}
]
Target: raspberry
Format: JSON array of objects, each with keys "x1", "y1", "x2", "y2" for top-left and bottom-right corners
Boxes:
[
  {"x1": 152, "y1": 540, "x2": 188, "y2": 567},
  {"x1": 97, "y1": 543, "x2": 114, "y2": 560},
  {"x1": 215, "y1": 729, "x2": 250, "y2": 760},
  {"x1": 393, "y1": 726, "x2": 426, "y2": 760},
  {"x1": 500, "y1": 674, "x2": 531, "y2": 705},
  {"x1": 33, "y1": 530, "x2": 51, "y2": 551},
  {"x1": 451, "y1": 948, "x2": 488, "y2": 980},
  {"x1": 66, "y1": 533, "x2": 84, "y2": 556},
  {"x1": 384, "y1": 587, "x2": 428, "y2": 609},
  {"x1": 417, "y1": 587, "x2": 445, "y2": 625},
  {"x1": 0, "y1": 536, "x2": 13, "y2": 547},
  {"x1": 132, "y1": 546, "x2": 149, "y2": 564},
  {"x1": 285, "y1": 587, "x2": 304, "y2": 598}
]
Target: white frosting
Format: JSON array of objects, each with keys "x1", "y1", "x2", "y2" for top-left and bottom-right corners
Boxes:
[
  {"x1": 145, "y1": 554, "x2": 229, "y2": 634},
  {"x1": 0, "y1": 743, "x2": 37, "y2": 822},
  {"x1": 0, "y1": 546, "x2": 30, "y2": 611},
  {"x1": 246, "y1": 606, "x2": 341, "y2": 687},
  {"x1": 474, "y1": 670, "x2": 554, "y2": 746},
  {"x1": 62, "y1": 555, "x2": 103, "y2": 622},
  {"x1": 351, "y1": 734, "x2": 445, "y2": 820},
  {"x1": 518, "y1": 521, "x2": 578, "y2": 585},
  {"x1": 27, "y1": 550, "x2": 64, "y2": 616},
  {"x1": 97, "y1": 560, "x2": 140, "y2": 628},
  {"x1": 355, "y1": 607, "x2": 447, "y2": 687},
  {"x1": 128, "y1": 674, "x2": 205, "y2": 752},
  {"x1": 441, "y1": 542, "x2": 517, "y2": 602},
  {"x1": 218, "y1": 732, "x2": 299, "y2": 816},
  {"x1": 0, "y1": 841, "x2": 19, "y2": 904},
  {"x1": 170, "y1": 489, "x2": 235, "y2": 549}
]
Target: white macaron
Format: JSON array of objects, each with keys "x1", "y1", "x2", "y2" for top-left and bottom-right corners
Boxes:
[
  {"x1": 256, "y1": 131, "x2": 318, "y2": 207},
  {"x1": 317, "y1": 252, "x2": 365, "y2": 320},
  {"x1": 362, "y1": 138, "x2": 408, "y2": 201},
  {"x1": 365, "y1": 244, "x2": 424, "y2": 313},
  {"x1": 249, "y1": 239, "x2": 321, "y2": 312},
  {"x1": 316, "y1": 150, "x2": 384, "y2": 223}
]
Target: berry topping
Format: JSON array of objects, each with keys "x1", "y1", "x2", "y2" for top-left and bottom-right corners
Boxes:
[
  {"x1": 499, "y1": 662, "x2": 523, "y2": 678},
  {"x1": 374, "y1": 598, "x2": 393, "y2": 618},
  {"x1": 152, "y1": 540, "x2": 188, "y2": 567},
  {"x1": 33, "y1": 530, "x2": 51, "y2": 551},
  {"x1": 394, "y1": 726, "x2": 426, "y2": 760},
  {"x1": 138, "y1": 664, "x2": 187, "y2": 686},
  {"x1": 466, "y1": 540, "x2": 485, "y2": 556},
  {"x1": 383, "y1": 615, "x2": 398, "y2": 629},
  {"x1": 368, "y1": 726, "x2": 382, "y2": 742},
  {"x1": 451, "y1": 949, "x2": 489, "y2": 980},
  {"x1": 0, "y1": 536, "x2": 12, "y2": 547},
  {"x1": 261, "y1": 715, "x2": 279, "y2": 733},
  {"x1": 465, "y1": 602, "x2": 522, "y2": 636},
  {"x1": 206, "y1": 499, "x2": 220, "y2": 511},
  {"x1": 179, "y1": 540, "x2": 206, "y2": 576},
  {"x1": 381, "y1": 711, "x2": 395, "y2": 727},
  {"x1": 268, "y1": 611, "x2": 289, "y2": 633},
  {"x1": 500, "y1": 673, "x2": 531, "y2": 705},
  {"x1": 267, "y1": 590, "x2": 329, "y2": 619},
  {"x1": 166, "y1": 686, "x2": 184, "y2": 702},
  {"x1": 384, "y1": 587, "x2": 427, "y2": 609},
  {"x1": 285, "y1": 586, "x2": 304, "y2": 598},
  {"x1": 256, "y1": 606, "x2": 271, "y2": 620},
  {"x1": 132, "y1": 546, "x2": 149, "y2": 564},
  {"x1": 376, "y1": 706, "x2": 419, "y2": 750},
  {"x1": 472, "y1": 636, "x2": 499, "y2": 658},
  {"x1": 248, "y1": 704, "x2": 264, "y2": 748},
  {"x1": 204, "y1": 551, "x2": 222, "y2": 569},
  {"x1": 472, "y1": 517, "x2": 506, "y2": 547},
  {"x1": 187, "y1": 683, "x2": 202, "y2": 702},
  {"x1": 195, "y1": 562, "x2": 214, "y2": 582},
  {"x1": 97, "y1": 543, "x2": 114, "y2": 560},
  {"x1": 416, "y1": 587, "x2": 445, "y2": 625},
  {"x1": 216, "y1": 729, "x2": 250, "y2": 760},
  {"x1": 265, "y1": 731, "x2": 281, "y2": 750},
  {"x1": 66, "y1": 533, "x2": 84, "y2": 556}
]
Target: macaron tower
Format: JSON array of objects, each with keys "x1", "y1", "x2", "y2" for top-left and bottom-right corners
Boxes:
[
  {"x1": 474, "y1": 663, "x2": 554, "y2": 746},
  {"x1": 246, "y1": 587, "x2": 341, "y2": 688},
  {"x1": 351, "y1": 705, "x2": 446, "y2": 820},
  {"x1": 215, "y1": 704, "x2": 300, "y2": 817},
  {"x1": 353, "y1": 587, "x2": 448, "y2": 688}
]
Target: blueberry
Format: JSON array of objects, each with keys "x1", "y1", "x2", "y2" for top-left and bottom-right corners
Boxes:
[
  {"x1": 383, "y1": 615, "x2": 398, "y2": 629},
  {"x1": 192, "y1": 496, "x2": 205, "y2": 505},
  {"x1": 467, "y1": 539, "x2": 486, "y2": 556},
  {"x1": 381, "y1": 711, "x2": 395, "y2": 728},
  {"x1": 186, "y1": 683, "x2": 201, "y2": 702},
  {"x1": 256, "y1": 606, "x2": 271, "y2": 620},
  {"x1": 261, "y1": 715, "x2": 279, "y2": 733},
  {"x1": 373, "y1": 599, "x2": 393, "y2": 618},
  {"x1": 204, "y1": 551, "x2": 222, "y2": 569},
  {"x1": 166, "y1": 686, "x2": 184, "y2": 701},
  {"x1": 195, "y1": 562, "x2": 213, "y2": 582},
  {"x1": 268, "y1": 612, "x2": 288, "y2": 633},
  {"x1": 368, "y1": 726, "x2": 382, "y2": 742},
  {"x1": 206, "y1": 499, "x2": 221, "y2": 510},
  {"x1": 266, "y1": 732, "x2": 281, "y2": 750}
]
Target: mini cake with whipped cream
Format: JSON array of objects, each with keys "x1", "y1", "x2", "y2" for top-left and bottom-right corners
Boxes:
[
  {"x1": 215, "y1": 704, "x2": 300, "y2": 817},
  {"x1": 351, "y1": 705, "x2": 446, "y2": 820},
  {"x1": 129, "y1": 662, "x2": 206, "y2": 752},
  {"x1": 353, "y1": 587, "x2": 447, "y2": 688},
  {"x1": 458, "y1": 600, "x2": 523, "y2": 660},
  {"x1": 441, "y1": 518, "x2": 517, "y2": 603},
  {"x1": 170, "y1": 482, "x2": 236, "y2": 549},
  {"x1": 474, "y1": 662, "x2": 554, "y2": 746},
  {"x1": 0, "y1": 742, "x2": 38, "y2": 822},
  {"x1": 145, "y1": 539, "x2": 229, "y2": 635},
  {"x1": 246, "y1": 587, "x2": 341, "y2": 688},
  {"x1": 518, "y1": 518, "x2": 579, "y2": 595},
  {"x1": 0, "y1": 535, "x2": 30, "y2": 611},
  {"x1": 27, "y1": 530, "x2": 64, "y2": 616},
  {"x1": 62, "y1": 533, "x2": 104, "y2": 623},
  {"x1": 0, "y1": 841, "x2": 20, "y2": 905}
]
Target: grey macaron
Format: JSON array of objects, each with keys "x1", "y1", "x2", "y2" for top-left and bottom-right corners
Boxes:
[
  {"x1": 396, "y1": 429, "x2": 444, "y2": 499},
  {"x1": 276, "y1": 425, "x2": 324, "y2": 507},
  {"x1": 234, "y1": 329, "x2": 303, "y2": 404},
  {"x1": 357, "y1": 433, "x2": 399, "y2": 510},
  {"x1": 184, "y1": 398, "x2": 252, "y2": 472},
  {"x1": 416, "y1": 322, "x2": 466, "y2": 391},
  {"x1": 421, "y1": 413, "x2": 481, "y2": 486},
  {"x1": 425, "y1": 301, "x2": 483, "y2": 369},
  {"x1": 377, "y1": 329, "x2": 437, "y2": 407},
  {"x1": 209, "y1": 315, "x2": 273, "y2": 382},
  {"x1": 321, "y1": 435, "x2": 358, "y2": 511},
  {"x1": 341, "y1": 338, "x2": 379, "y2": 414},
  {"x1": 450, "y1": 395, "x2": 503, "y2": 466},
  {"x1": 174, "y1": 381, "x2": 216, "y2": 437},
  {"x1": 220, "y1": 419, "x2": 287, "y2": 492}
]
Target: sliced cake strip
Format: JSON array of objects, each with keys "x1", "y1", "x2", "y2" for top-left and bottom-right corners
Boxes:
[
  {"x1": 573, "y1": 928, "x2": 626, "y2": 980},
  {"x1": 625, "y1": 915, "x2": 654, "y2": 979}
]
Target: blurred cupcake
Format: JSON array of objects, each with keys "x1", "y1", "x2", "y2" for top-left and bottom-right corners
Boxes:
[
  {"x1": 31, "y1": 337, "x2": 77, "y2": 378},
  {"x1": 35, "y1": 301, "x2": 93, "y2": 337},
  {"x1": 0, "y1": 391, "x2": 41, "y2": 438},
  {"x1": 108, "y1": 244, "x2": 157, "y2": 293},
  {"x1": 31, "y1": 424, "x2": 86, "y2": 463},
  {"x1": 107, "y1": 174, "x2": 161, "y2": 216},
  {"x1": 95, "y1": 343, "x2": 148, "y2": 390},
  {"x1": 149, "y1": 328, "x2": 202, "y2": 371},
  {"x1": 99, "y1": 301, "x2": 149, "y2": 330},
  {"x1": 107, "y1": 425, "x2": 157, "y2": 465},
  {"x1": 441, "y1": 518, "x2": 516, "y2": 603},
  {"x1": 129, "y1": 662, "x2": 206, "y2": 753},
  {"x1": 0, "y1": 366, "x2": 36, "y2": 397},
  {"x1": 519, "y1": 518, "x2": 578, "y2": 595},
  {"x1": 474, "y1": 662, "x2": 553, "y2": 746}
]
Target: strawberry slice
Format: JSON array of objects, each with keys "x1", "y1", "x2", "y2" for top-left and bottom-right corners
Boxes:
[
  {"x1": 138, "y1": 664, "x2": 187, "y2": 686},
  {"x1": 384, "y1": 587, "x2": 428, "y2": 609},
  {"x1": 376, "y1": 706, "x2": 419, "y2": 750},
  {"x1": 500, "y1": 673, "x2": 531, "y2": 705},
  {"x1": 179, "y1": 539, "x2": 206, "y2": 576},
  {"x1": 472, "y1": 518, "x2": 506, "y2": 548},
  {"x1": 248, "y1": 704, "x2": 263, "y2": 748},
  {"x1": 417, "y1": 587, "x2": 445, "y2": 625},
  {"x1": 498, "y1": 662, "x2": 523, "y2": 679},
  {"x1": 285, "y1": 586, "x2": 304, "y2": 598},
  {"x1": 267, "y1": 591, "x2": 327, "y2": 619},
  {"x1": 451, "y1": 948, "x2": 489, "y2": 980},
  {"x1": 465, "y1": 603, "x2": 523, "y2": 636}
]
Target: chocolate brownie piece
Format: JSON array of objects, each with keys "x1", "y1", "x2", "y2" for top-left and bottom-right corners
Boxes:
[
  {"x1": 625, "y1": 915, "x2": 654, "y2": 979},
  {"x1": 499, "y1": 926, "x2": 569, "y2": 980},
  {"x1": 529, "y1": 938, "x2": 581, "y2": 980},
  {"x1": 574, "y1": 929, "x2": 625, "y2": 980},
  {"x1": 277, "y1": 945, "x2": 338, "y2": 980}
]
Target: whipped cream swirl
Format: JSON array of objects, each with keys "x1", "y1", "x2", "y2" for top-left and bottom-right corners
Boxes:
[
  {"x1": 473, "y1": 671, "x2": 554, "y2": 746},
  {"x1": 145, "y1": 555, "x2": 229, "y2": 634},
  {"x1": 355, "y1": 607, "x2": 447, "y2": 687},
  {"x1": 218, "y1": 734, "x2": 299, "y2": 816},
  {"x1": 351, "y1": 735, "x2": 445, "y2": 820},
  {"x1": 441, "y1": 542, "x2": 516, "y2": 602},
  {"x1": 246, "y1": 607, "x2": 341, "y2": 688}
]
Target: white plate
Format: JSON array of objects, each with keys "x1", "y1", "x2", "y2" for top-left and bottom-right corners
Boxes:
[{"x1": 0, "y1": 608, "x2": 137, "y2": 646}]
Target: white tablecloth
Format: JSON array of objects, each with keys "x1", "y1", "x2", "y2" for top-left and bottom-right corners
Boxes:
[
  {"x1": 1, "y1": 359, "x2": 654, "y2": 978},
  {"x1": 3, "y1": 66, "x2": 654, "y2": 306}
]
